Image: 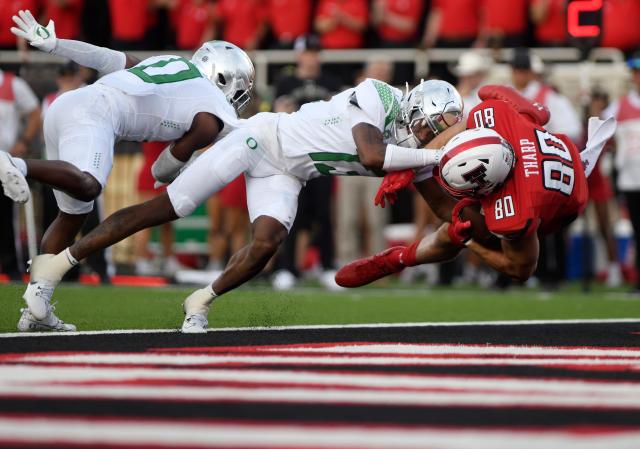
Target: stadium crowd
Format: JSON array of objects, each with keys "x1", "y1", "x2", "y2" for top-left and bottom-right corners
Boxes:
[
  {"x1": 0, "y1": 0, "x2": 639, "y2": 53},
  {"x1": 0, "y1": 0, "x2": 639, "y2": 292}
]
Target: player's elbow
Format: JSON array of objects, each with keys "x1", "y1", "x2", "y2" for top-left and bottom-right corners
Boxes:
[
  {"x1": 358, "y1": 147, "x2": 385, "y2": 169},
  {"x1": 508, "y1": 261, "x2": 537, "y2": 283}
]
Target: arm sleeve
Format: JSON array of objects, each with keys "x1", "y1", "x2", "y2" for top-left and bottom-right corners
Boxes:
[
  {"x1": 348, "y1": 79, "x2": 387, "y2": 132},
  {"x1": 12, "y1": 77, "x2": 38, "y2": 115},
  {"x1": 52, "y1": 39, "x2": 127, "y2": 75}
]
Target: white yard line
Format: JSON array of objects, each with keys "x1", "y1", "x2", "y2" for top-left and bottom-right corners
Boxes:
[
  {"x1": 1, "y1": 383, "x2": 640, "y2": 409},
  {"x1": 0, "y1": 416, "x2": 639, "y2": 449},
  {"x1": 8, "y1": 352, "x2": 640, "y2": 367},
  {"x1": 2, "y1": 365, "x2": 640, "y2": 396},
  {"x1": 1, "y1": 318, "x2": 640, "y2": 338}
]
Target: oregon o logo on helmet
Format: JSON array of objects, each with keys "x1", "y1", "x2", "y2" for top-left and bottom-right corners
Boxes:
[
  {"x1": 36, "y1": 26, "x2": 50, "y2": 39},
  {"x1": 246, "y1": 137, "x2": 257, "y2": 150}
]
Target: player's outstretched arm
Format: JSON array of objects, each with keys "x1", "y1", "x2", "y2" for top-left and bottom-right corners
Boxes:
[
  {"x1": 465, "y1": 229, "x2": 539, "y2": 282},
  {"x1": 352, "y1": 123, "x2": 441, "y2": 171},
  {"x1": 10, "y1": 10, "x2": 139, "y2": 74}
]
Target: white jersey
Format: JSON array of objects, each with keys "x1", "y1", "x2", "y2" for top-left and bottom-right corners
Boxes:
[
  {"x1": 96, "y1": 55, "x2": 239, "y2": 142},
  {"x1": 276, "y1": 78, "x2": 402, "y2": 180}
]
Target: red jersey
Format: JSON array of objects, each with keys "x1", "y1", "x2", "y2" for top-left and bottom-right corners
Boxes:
[
  {"x1": 315, "y1": 0, "x2": 368, "y2": 49},
  {"x1": 43, "y1": 0, "x2": 83, "y2": 40},
  {"x1": 466, "y1": 99, "x2": 588, "y2": 238},
  {"x1": 434, "y1": 0, "x2": 478, "y2": 40},
  {"x1": 480, "y1": 0, "x2": 527, "y2": 35}
]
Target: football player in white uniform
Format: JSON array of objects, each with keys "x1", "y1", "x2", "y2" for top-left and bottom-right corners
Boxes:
[
  {"x1": 25, "y1": 74, "x2": 464, "y2": 333},
  {"x1": 2, "y1": 10, "x2": 254, "y2": 332}
]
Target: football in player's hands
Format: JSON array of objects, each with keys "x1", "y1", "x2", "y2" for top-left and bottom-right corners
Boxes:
[
  {"x1": 10, "y1": 10, "x2": 57, "y2": 53},
  {"x1": 448, "y1": 197, "x2": 477, "y2": 246}
]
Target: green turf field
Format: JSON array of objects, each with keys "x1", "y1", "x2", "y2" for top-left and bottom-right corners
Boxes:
[{"x1": 1, "y1": 282, "x2": 639, "y2": 332}]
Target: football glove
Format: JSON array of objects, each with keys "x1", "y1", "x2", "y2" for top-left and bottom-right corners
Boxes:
[
  {"x1": 448, "y1": 197, "x2": 477, "y2": 246},
  {"x1": 478, "y1": 85, "x2": 550, "y2": 126},
  {"x1": 11, "y1": 10, "x2": 57, "y2": 53},
  {"x1": 374, "y1": 169, "x2": 415, "y2": 208}
]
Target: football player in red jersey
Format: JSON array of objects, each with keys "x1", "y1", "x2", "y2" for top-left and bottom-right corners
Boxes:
[{"x1": 336, "y1": 86, "x2": 616, "y2": 286}]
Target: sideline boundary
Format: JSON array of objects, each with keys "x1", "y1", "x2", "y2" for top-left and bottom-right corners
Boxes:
[{"x1": 2, "y1": 318, "x2": 640, "y2": 338}]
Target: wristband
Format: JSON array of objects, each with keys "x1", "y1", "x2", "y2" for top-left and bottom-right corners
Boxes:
[{"x1": 383, "y1": 144, "x2": 440, "y2": 171}]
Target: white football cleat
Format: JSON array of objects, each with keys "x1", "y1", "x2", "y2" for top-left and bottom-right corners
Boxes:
[
  {"x1": 23, "y1": 280, "x2": 57, "y2": 321},
  {"x1": 23, "y1": 254, "x2": 63, "y2": 320},
  {"x1": 0, "y1": 151, "x2": 29, "y2": 203},
  {"x1": 17, "y1": 307, "x2": 76, "y2": 332},
  {"x1": 181, "y1": 313, "x2": 208, "y2": 333}
]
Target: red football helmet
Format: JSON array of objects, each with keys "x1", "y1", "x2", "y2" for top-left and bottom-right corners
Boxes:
[{"x1": 435, "y1": 128, "x2": 516, "y2": 198}]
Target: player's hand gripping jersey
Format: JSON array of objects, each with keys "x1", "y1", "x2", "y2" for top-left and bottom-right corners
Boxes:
[
  {"x1": 467, "y1": 99, "x2": 588, "y2": 238},
  {"x1": 276, "y1": 78, "x2": 402, "y2": 179},
  {"x1": 97, "y1": 55, "x2": 239, "y2": 142}
]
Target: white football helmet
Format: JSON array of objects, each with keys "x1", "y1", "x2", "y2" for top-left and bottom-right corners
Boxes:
[
  {"x1": 191, "y1": 41, "x2": 255, "y2": 112},
  {"x1": 395, "y1": 79, "x2": 463, "y2": 148},
  {"x1": 436, "y1": 127, "x2": 516, "y2": 198}
]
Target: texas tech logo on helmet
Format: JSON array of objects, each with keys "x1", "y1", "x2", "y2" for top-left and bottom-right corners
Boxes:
[
  {"x1": 436, "y1": 127, "x2": 515, "y2": 198},
  {"x1": 462, "y1": 164, "x2": 489, "y2": 187}
]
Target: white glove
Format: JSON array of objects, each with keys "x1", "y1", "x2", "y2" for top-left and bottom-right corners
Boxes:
[{"x1": 10, "y1": 10, "x2": 57, "y2": 53}]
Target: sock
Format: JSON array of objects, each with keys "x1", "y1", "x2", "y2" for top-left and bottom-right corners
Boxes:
[
  {"x1": 184, "y1": 285, "x2": 218, "y2": 315},
  {"x1": 12, "y1": 157, "x2": 27, "y2": 176},
  {"x1": 400, "y1": 241, "x2": 420, "y2": 267},
  {"x1": 32, "y1": 250, "x2": 76, "y2": 282},
  {"x1": 64, "y1": 248, "x2": 79, "y2": 266}
]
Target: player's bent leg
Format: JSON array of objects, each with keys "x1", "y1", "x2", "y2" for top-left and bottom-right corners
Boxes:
[
  {"x1": 336, "y1": 247, "x2": 407, "y2": 288},
  {"x1": 181, "y1": 216, "x2": 289, "y2": 333},
  {"x1": 212, "y1": 216, "x2": 289, "y2": 295},
  {"x1": 24, "y1": 160, "x2": 102, "y2": 202},
  {"x1": 336, "y1": 225, "x2": 466, "y2": 288}
]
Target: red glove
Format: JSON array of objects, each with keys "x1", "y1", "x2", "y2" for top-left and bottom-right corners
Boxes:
[
  {"x1": 478, "y1": 85, "x2": 550, "y2": 126},
  {"x1": 374, "y1": 169, "x2": 415, "y2": 208},
  {"x1": 448, "y1": 197, "x2": 477, "y2": 246}
]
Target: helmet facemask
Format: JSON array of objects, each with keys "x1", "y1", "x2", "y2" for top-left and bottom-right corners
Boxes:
[
  {"x1": 191, "y1": 41, "x2": 255, "y2": 114},
  {"x1": 395, "y1": 81, "x2": 463, "y2": 148}
]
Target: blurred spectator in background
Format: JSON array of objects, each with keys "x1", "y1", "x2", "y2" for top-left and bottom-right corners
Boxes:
[
  {"x1": 0, "y1": 66, "x2": 39, "y2": 279},
  {"x1": 173, "y1": 0, "x2": 216, "y2": 50},
  {"x1": 336, "y1": 57, "x2": 392, "y2": 267},
  {"x1": 453, "y1": 50, "x2": 490, "y2": 118},
  {"x1": 604, "y1": 52, "x2": 640, "y2": 293},
  {"x1": 511, "y1": 48, "x2": 582, "y2": 142},
  {"x1": 601, "y1": 0, "x2": 640, "y2": 55},
  {"x1": 314, "y1": 0, "x2": 367, "y2": 49},
  {"x1": 134, "y1": 141, "x2": 184, "y2": 276},
  {"x1": 372, "y1": 0, "x2": 422, "y2": 83},
  {"x1": 530, "y1": 0, "x2": 566, "y2": 47},
  {"x1": 0, "y1": 0, "x2": 35, "y2": 49},
  {"x1": 511, "y1": 48, "x2": 582, "y2": 289},
  {"x1": 275, "y1": 34, "x2": 341, "y2": 106},
  {"x1": 109, "y1": 0, "x2": 152, "y2": 50},
  {"x1": 478, "y1": 0, "x2": 528, "y2": 49},
  {"x1": 584, "y1": 89, "x2": 622, "y2": 287},
  {"x1": 372, "y1": 0, "x2": 423, "y2": 48},
  {"x1": 266, "y1": 0, "x2": 312, "y2": 49},
  {"x1": 40, "y1": 0, "x2": 84, "y2": 40},
  {"x1": 212, "y1": 0, "x2": 266, "y2": 50},
  {"x1": 421, "y1": 0, "x2": 478, "y2": 49}
]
